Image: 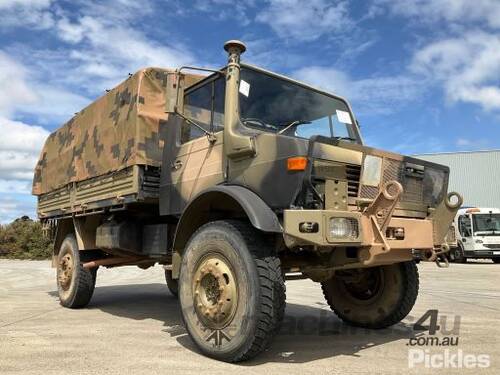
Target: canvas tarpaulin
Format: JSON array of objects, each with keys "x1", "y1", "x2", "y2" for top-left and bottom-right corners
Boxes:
[{"x1": 32, "y1": 68, "x2": 202, "y2": 195}]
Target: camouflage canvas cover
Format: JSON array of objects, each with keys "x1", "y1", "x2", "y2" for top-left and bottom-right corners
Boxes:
[{"x1": 33, "y1": 68, "x2": 202, "y2": 195}]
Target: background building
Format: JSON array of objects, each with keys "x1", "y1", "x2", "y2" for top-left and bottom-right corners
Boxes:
[{"x1": 414, "y1": 150, "x2": 500, "y2": 208}]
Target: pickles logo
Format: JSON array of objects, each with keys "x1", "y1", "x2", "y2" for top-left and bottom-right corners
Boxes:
[
  {"x1": 408, "y1": 349, "x2": 490, "y2": 369},
  {"x1": 407, "y1": 310, "x2": 490, "y2": 369}
]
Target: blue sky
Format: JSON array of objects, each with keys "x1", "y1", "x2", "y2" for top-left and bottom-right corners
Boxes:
[{"x1": 1, "y1": 0, "x2": 500, "y2": 222}]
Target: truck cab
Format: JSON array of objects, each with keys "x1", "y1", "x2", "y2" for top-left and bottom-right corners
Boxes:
[{"x1": 451, "y1": 207, "x2": 500, "y2": 263}]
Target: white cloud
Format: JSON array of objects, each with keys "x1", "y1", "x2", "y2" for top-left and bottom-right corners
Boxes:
[
  {"x1": 0, "y1": 117, "x2": 49, "y2": 181},
  {"x1": 0, "y1": 117, "x2": 48, "y2": 153},
  {"x1": 0, "y1": 179, "x2": 32, "y2": 194},
  {"x1": 21, "y1": 84, "x2": 90, "y2": 123},
  {"x1": 0, "y1": 0, "x2": 51, "y2": 8},
  {"x1": 63, "y1": 16, "x2": 194, "y2": 71},
  {"x1": 411, "y1": 31, "x2": 500, "y2": 111},
  {"x1": 0, "y1": 0, "x2": 197, "y2": 221},
  {"x1": 371, "y1": 2, "x2": 500, "y2": 112},
  {"x1": 0, "y1": 50, "x2": 90, "y2": 123},
  {"x1": 256, "y1": 0, "x2": 353, "y2": 41},
  {"x1": 293, "y1": 66, "x2": 424, "y2": 115},
  {"x1": 455, "y1": 138, "x2": 490, "y2": 150},
  {"x1": 193, "y1": 0, "x2": 254, "y2": 25},
  {"x1": 0, "y1": 52, "x2": 37, "y2": 117},
  {"x1": 40, "y1": 6, "x2": 195, "y2": 94},
  {"x1": 375, "y1": 0, "x2": 500, "y2": 29},
  {"x1": 0, "y1": 0, "x2": 54, "y2": 29},
  {"x1": 4, "y1": 1, "x2": 195, "y2": 96}
]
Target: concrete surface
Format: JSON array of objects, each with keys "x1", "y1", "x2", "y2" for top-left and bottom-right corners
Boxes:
[{"x1": 0, "y1": 259, "x2": 498, "y2": 374}]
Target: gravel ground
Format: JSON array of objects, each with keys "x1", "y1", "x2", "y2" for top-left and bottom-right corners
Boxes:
[{"x1": 0, "y1": 259, "x2": 498, "y2": 374}]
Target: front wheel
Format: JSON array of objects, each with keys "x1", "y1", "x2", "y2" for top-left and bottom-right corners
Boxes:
[
  {"x1": 451, "y1": 244, "x2": 467, "y2": 263},
  {"x1": 321, "y1": 261, "x2": 419, "y2": 329},
  {"x1": 493, "y1": 258, "x2": 500, "y2": 264},
  {"x1": 179, "y1": 220, "x2": 285, "y2": 362}
]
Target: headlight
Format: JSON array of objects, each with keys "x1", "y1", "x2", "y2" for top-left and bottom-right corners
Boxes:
[
  {"x1": 475, "y1": 239, "x2": 483, "y2": 244},
  {"x1": 361, "y1": 155, "x2": 382, "y2": 187},
  {"x1": 329, "y1": 217, "x2": 359, "y2": 239}
]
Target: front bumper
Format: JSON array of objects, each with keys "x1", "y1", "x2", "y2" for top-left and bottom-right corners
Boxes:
[
  {"x1": 283, "y1": 181, "x2": 462, "y2": 267},
  {"x1": 465, "y1": 249, "x2": 500, "y2": 258},
  {"x1": 283, "y1": 210, "x2": 434, "y2": 250}
]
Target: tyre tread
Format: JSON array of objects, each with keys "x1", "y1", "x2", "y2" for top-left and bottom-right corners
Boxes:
[
  {"x1": 59, "y1": 234, "x2": 96, "y2": 309},
  {"x1": 186, "y1": 220, "x2": 286, "y2": 362},
  {"x1": 321, "y1": 261, "x2": 419, "y2": 329}
]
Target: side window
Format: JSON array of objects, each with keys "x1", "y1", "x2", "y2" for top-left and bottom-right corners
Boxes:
[
  {"x1": 182, "y1": 75, "x2": 225, "y2": 144},
  {"x1": 458, "y1": 215, "x2": 471, "y2": 237},
  {"x1": 182, "y1": 83, "x2": 212, "y2": 144}
]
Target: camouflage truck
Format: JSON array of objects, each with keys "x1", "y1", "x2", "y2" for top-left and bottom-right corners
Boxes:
[{"x1": 33, "y1": 40, "x2": 462, "y2": 362}]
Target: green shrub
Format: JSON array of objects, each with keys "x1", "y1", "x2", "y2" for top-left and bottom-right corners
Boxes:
[{"x1": 0, "y1": 216, "x2": 53, "y2": 259}]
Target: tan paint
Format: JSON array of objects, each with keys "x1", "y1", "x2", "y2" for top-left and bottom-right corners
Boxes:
[{"x1": 169, "y1": 135, "x2": 225, "y2": 203}]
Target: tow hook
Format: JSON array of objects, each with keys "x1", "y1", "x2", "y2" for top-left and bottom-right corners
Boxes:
[
  {"x1": 434, "y1": 243, "x2": 450, "y2": 268},
  {"x1": 435, "y1": 254, "x2": 449, "y2": 268}
]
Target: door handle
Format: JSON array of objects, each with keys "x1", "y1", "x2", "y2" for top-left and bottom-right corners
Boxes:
[{"x1": 171, "y1": 160, "x2": 183, "y2": 170}]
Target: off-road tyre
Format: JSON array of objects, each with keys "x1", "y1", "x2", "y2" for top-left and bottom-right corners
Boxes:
[
  {"x1": 165, "y1": 269, "x2": 179, "y2": 297},
  {"x1": 56, "y1": 234, "x2": 97, "y2": 308},
  {"x1": 179, "y1": 220, "x2": 285, "y2": 362},
  {"x1": 321, "y1": 261, "x2": 419, "y2": 329}
]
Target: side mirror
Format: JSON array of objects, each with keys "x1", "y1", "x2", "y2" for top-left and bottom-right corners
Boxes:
[
  {"x1": 165, "y1": 96, "x2": 177, "y2": 114},
  {"x1": 165, "y1": 72, "x2": 180, "y2": 114}
]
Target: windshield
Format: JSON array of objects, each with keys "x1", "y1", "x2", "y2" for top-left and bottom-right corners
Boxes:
[
  {"x1": 238, "y1": 67, "x2": 360, "y2": 143},
  {"x1": 472, "y1": 213, "x2": 500, "y2": 234}
]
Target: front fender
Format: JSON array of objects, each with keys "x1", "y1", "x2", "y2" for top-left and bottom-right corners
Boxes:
[{"x1": 170, "y1": 185, "x2": 282, "y2": 278}]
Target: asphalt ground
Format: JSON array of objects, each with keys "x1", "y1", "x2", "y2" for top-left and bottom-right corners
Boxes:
[{"x1": 0, "y1": 259, "x2": 498, "y2": 374}]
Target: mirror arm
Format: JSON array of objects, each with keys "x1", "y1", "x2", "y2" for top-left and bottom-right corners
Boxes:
[{"x1": 173, "y1": 107, "x2": 217, "y2": 143}]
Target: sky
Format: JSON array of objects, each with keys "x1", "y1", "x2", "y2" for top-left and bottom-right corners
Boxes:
[{"x1": 1, "y1": 0, "x2": 500, "y2": 223}]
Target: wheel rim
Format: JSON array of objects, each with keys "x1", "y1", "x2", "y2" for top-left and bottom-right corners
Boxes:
[
  {"x1": 339, "y1": 267, "x2": 385, "y2": 304},
  {"x1": 192, "y1": 254, "x2": 238, "y2": 330},
  {"x1": 58, "y1": 252, "x2": 74, "y2": 291}
]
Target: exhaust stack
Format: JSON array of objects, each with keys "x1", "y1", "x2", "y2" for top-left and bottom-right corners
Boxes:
[{"x1": 223, "y1": 40, "x2": 255, "y2": 158}]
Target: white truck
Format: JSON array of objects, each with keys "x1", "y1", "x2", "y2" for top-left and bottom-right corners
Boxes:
[{"x1": 450, "y1": 207, "x2": 500, "y2": 263}]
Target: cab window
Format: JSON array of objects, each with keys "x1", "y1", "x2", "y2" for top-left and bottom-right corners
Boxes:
[
  {"x1": 182, "y1": 75, "x2": 225, "y2": 143},
  {"x1": 458, "y1": 215, "x2": 471, "y2": 237}
]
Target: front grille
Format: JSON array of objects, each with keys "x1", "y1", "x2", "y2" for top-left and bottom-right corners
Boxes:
[
  {"x1": 484, "y1": 244, "x2": 500, "y2": 249},
  {"x1": 312, "y1": 161, "x2": 361, "y2": 198},
  {"x1": 358, "y1": 157, "x2": 446, "y2": 207},
  {"x1": 346, "y1": 164, "x2": 361, "y2": 197}
]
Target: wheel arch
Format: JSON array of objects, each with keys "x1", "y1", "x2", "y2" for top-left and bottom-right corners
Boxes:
[
  {"x1": 171, "y1": 185, "x2": 282, "y2": 277},
  {"x1": 53, "y1": 218, "x2": 74, "y2": 255}
]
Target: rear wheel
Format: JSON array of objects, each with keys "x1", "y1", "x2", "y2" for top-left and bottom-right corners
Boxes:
[
  {"x1": 321, "y1": 261, "x2": 419, "y2": 329},
  {"x1": 179, "y1": 220, "x2": 285, "y2": 362},
  {"x1": 164, "y1": 269, "x2": 178, "y2": 297},
  {"x1": 56, "y1": 234, "x2": 97, "y2": 308},
  {"x1": 493, "y1": 258, "x2": 500, "y2": 264}
]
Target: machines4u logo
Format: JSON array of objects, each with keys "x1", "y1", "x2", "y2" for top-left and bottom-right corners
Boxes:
[{"x1": 407, "y1": 310, "x2": 490, "y2": 369}]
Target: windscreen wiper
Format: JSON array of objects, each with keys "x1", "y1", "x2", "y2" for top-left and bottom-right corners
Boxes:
[
  {"x1": 333, "y1": 136, "x2": 356, "y2": 142},
  {"x1": 277, "y1": 120, "x2": 311, "y2": 135}
]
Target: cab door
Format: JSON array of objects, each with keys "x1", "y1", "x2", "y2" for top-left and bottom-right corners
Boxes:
[
  {"x1": 458, "y1": 214, "x2": 473, "y2": 250},
  {"x1": 161, "y1": 75, "x2": 226, "y2": 215}
]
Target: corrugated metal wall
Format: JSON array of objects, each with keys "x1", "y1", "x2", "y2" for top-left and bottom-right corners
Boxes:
[{"x1": 413, "y1": 150, "x2": 500, "y2": 208}]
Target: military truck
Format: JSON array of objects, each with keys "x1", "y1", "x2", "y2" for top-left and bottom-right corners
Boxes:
[{"x1": 33, "y1": 40, "x2": 462, "y2": 362}]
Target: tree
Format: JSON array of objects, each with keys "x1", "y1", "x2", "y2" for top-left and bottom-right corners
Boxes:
[{"x1": 0, "y1": 217, "x2": 53, "y2": 259}]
